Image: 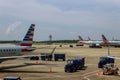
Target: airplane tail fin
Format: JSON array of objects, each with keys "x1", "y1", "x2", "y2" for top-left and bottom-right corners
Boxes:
[
  {"x1": 78, "y1": 35, "x2": 84, "y2": 43},
  {"x1": 88, "y1": 37, "x2": 91, "y2": 41},
  {"x1": 18, "y1": 24, "x2": 35, "y2": 46},
  {"x1": 102, "y1": 34, "x2": 109, "y2": 44}
]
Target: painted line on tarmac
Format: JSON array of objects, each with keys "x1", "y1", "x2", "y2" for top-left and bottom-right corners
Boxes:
[
  {"x1": 83, "y1": 73, "x2": 96, "y2": 80},
  {"x1": 81, "y1": 70, "x2": 98, "y2": 76},
  {"x1": 81, "y1": 70, "x2": 98, "y2": 80},
  {"x1": 23, "y1": 70, "x2": 99, "y2": 80}
]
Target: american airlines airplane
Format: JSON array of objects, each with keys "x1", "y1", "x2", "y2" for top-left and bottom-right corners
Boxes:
[
  {"x1": 0, "y1": 24, "x2": 40, "y2": 63},
  {"x1": 102, "y1": 34, "x2": 120, "y2": 47},
  {"x1": 78, "y1": 35, "x2": 102, "y2": 48}
]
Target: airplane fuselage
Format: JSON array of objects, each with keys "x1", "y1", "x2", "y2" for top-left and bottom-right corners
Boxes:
[{"x1": 0, "y1": 45, "x2": 35, "y2": 58}]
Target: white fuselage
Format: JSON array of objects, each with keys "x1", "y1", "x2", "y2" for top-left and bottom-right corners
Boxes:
[
  {"x1": 83, "y1": 40, "x2": 103, "y2": 45},
  {"x1": 0, "y1": 45, "x2": 24, "y2": 57},
  {"x1": 109, "y1": 41, "x2": 120, "y2": 44}
]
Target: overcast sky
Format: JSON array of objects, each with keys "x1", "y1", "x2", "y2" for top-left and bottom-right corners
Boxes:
[{"x1": 0, "y1": 0, "x2": 120, "y2": 41}]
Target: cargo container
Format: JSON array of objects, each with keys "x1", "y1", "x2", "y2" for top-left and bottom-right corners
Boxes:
[
  {"x1": 41, "y1": 53, "x2": 52, "y2": 61},
  {"x1": 54, "y1": 53, "x2": 65, "y2": 61}
]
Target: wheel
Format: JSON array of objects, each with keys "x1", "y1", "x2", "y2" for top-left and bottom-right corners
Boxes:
[
  {"x1": 103, "y1": 72, "x2": 105, "y2": 75},
  {"x1": 55, "y1": 59, "x2": 58, "y2": 61},
  {"x1": 36, "y1": 56, "x2": 39, "y2": 60},
  {"x1": 65, "y1": 69, "x2": 67, "y2": 72},
  {"x1": 74, "y1": 69, "x2": 77, "y2": 72},
  {"x1": 63, "y1": 59, "x2": 65, "y2": 61}
]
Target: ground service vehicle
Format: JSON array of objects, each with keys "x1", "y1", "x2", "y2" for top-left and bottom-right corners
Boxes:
[
  {"x1": 54, "y1": 53, "x2": 65, "y2": 61},
  {"x1": 65, "y1": 57, "x2": 85, "y2": 72},
  {"x1": 76, "y1": 44, "x2": 84, "y2": 46},
  {"x1": 30, "y1": 56, "x2": 39, "y2": 60},
  {"x1": 41, "y1": 53, "x2": 52, "y2": 61},
  {"x1": 40, "y1": 47, "x2": 56, "y2": 61},
  {"x1": 69, "y1": 45, "x2": 73, "y2": 48},
  {"x1": 102, "y1": 63, "x2": 119, "y2": 75},
  {"x1": 98, "y1": 57, "x2": 114, "y2": 68},
  {"x1": 89, "y1": 44, "x2": 102, "y2": 48},
  {"x1": 3, "y1": 76, "x2": 21, "y2": 80}
]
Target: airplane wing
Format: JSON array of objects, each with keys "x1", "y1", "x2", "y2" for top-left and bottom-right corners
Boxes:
[
  {"x1": 0, "y1": 46, "x2": 56, "y2": 60},
  {"x1": 0, "y1": 55, "x2": 43, "y2": 60},
  {"x1": 106, "y1": 47, "x2": 120, "y2": 60},
  {"x1": 36, "y1": 46, "x2": 51, "y2": 49},
  {"x1": 107, "y1": 56, "x2": 120, "y2": 60}
]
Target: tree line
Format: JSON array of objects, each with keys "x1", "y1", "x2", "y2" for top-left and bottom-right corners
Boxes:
[{"x1": 0, "y1": 40, "x2": 78, "y2": 44}]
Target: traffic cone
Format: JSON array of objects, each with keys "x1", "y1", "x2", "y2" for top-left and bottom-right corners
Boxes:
[
  {"x1": 50, "y1": 67, "x2": 52, "y2": 74},
  {"x1": 97, "y1": 70, "x2": 101, "y2": 76},
  {"x1": 36, "y1": 61, "x2": 38, "y2": 64}
]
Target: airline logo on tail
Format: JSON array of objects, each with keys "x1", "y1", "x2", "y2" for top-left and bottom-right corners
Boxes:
[
  {"x1": 102, "y1": 34, "x2": 109, "y2": 44},
  {"x1": 78, "y1": 35, "x2": 85, "y2": 44},
  {"x1": 19, "y1": 24, "x2": 35, "y2": 47}
]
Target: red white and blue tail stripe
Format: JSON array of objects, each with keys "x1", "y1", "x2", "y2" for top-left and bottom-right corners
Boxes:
[
  {"x1": 19, "y1": 24, "x2": 35, "y2": 46},
  {"x1": 78, "y1": 35, "x2": 85, "y2": 44},
  {"x1": 102, "y1": 34, "x2": 109, "y2": 44}
]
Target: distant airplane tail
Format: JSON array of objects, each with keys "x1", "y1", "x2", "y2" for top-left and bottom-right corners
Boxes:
[
  {"x1": 18, "y1": 24, "x2": 35, "y2": 46},
  {"x1": 78, "y1": 35, "x2": 85, "y2": 43},
  {"x1": 102, "y1": 34, "x2": 109, "y2": 44},
  {"x1": 88, "y1": 37, "x2": 91, "y2": 41}
]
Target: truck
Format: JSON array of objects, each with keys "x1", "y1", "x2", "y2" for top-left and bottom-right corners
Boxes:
[
  {"x1": 98, "y1": 57, "x2": 114, "y2": 68},
  {"x1": 54, "y1": 53, "x2": 65, "y2": 61},
  {"x1": 64, "y1": 57, "x2": 85, "y2": 72}
]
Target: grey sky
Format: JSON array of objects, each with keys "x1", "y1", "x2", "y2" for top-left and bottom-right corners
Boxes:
[{"x1": 0, "y1": 0, "x2": 120, "y2": 41}]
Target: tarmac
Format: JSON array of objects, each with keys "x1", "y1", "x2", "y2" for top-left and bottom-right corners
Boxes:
[{"x1": 0, "y1": 44, "x2": 120, "y2": 80}]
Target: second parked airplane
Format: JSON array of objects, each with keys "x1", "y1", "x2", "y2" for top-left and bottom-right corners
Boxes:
[
  {"x1": 102, "y1": 34, "x2": 120, "y2": 47},
  {"x1": 78, "y1": 35, "x2": 102, "y2": 48}
]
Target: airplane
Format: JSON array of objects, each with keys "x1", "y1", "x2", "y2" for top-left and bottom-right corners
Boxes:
[
  {"x1": 0, "y1": 24, "x2": 42, "y2": 63},
  {"x1": 102, "y1": 34, "x2": 120, "y2": 47},
  {"x1": 78, "y1": 35, "x2": 102, "y2": 48}
]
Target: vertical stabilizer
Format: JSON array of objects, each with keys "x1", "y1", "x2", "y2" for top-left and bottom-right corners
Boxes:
[
  {"x1": 78, "y1": 35, "x2": 85, "y2": 43},
  {"x1": 88, "y1": 37, "x2": 91, "y2": 41},
  {"x1": 18, "y1": 24, "x2": 35, "y2": 46},
  {"x1": 78, "y1": 35, "x2": 83, "y2": 41},
  {"x1": 102, "y1": 34, "x2": 109, "y2": 44}
]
